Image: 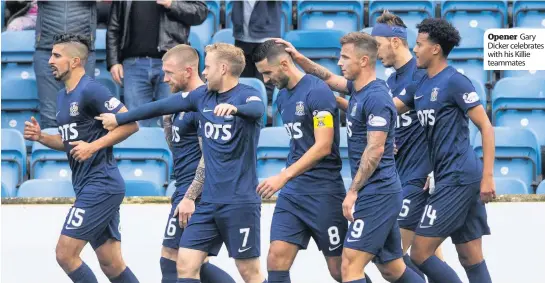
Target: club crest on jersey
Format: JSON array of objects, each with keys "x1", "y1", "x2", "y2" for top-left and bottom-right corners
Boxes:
[
  {"x1": 295, "y1": 101, "x2": 305, "y2": 116},
  {"x1": 69, "y1": 102, "x2": 79, "y2": 116},
  {"x1": 105, "y1": 97, "x2": 121, "y2": 111},
  {"x1": 351, "y1": 103, "x2": 357, "y2": 117},
  {"x1": 430, "y1": 87, "x2": 439, "y2": 101}
]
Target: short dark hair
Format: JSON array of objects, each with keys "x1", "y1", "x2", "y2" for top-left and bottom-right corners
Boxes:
[
  {"x1": 416, "y1": 18, "x2": 461, "y2": 57},
  {"x1": 376, "y1": 11, "x2": 409, "y2": 47},
  {"x1": 252, "y1": 39, "x2": 290, "y2": 63},
  {"x1": 53, "y1": 33, "x2": 91, "y2": 51}
]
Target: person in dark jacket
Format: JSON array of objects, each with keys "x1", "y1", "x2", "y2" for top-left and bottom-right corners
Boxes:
[
  {"x1": 231, "y1": 0, "x2": 281, "y2": 125},
  {"x1": 33, "y1": 1, "x2": 97, "y2": 129},
  {"x1": 107, "y1": 0, "x2": 207, "y2": 127}
]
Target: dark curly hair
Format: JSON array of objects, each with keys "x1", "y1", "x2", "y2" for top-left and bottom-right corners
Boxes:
[
  {"x1": 53, "y1": 33, "x2": 91, "y2": 51},
  {"x1": 252, "y1": 39, "x2": 290, "y2": 63},
  {"x1": 416, "y1": 18, "x2": 461, "y2": 57}
]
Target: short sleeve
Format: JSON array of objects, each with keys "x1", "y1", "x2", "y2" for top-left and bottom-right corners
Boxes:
[
  {"x1": 85, "y1": 82, "x2": 124, "y2": 115},
  {"x1": 448, "y1": 73, "x2": 481, "y2": 113},
  {"x1": 363, "y1": 92, "x2": 394, "y2": 132},
  {"x1": 307, "y1": 85, "x2": 337, "y2": 115}
]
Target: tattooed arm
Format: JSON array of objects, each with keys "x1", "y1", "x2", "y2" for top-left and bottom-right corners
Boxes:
[
  {"x1": 349, "y1": 131, "x2": 387, "y2": 192},
  {"x1": 163, "y1": 115, "x2": 174, "y2": 150},
  {"x1": 175, "y1": 137, "x2": 205, "y2": 228}
]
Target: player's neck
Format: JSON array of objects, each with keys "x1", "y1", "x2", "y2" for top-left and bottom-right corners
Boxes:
[
  {"x1": 64, "y1": 68, "x2": 85, "y2": 93},
  {"x1": 286, "y1": 67, "x2": 305, "y2": 89},
  {"x1": 218, "y1": 76, "x2": 239, "y2": 93},
  {"x1": 184, "y1": 76, "x2": 205, "y2": 92},
  {"x1": 394, "y1": 49, "x2": 414, "y2": 70},
  {"x1": 426, "y1": 59, "x2": 449, "y2": 78},
  {"x1": 353, "y1": 68, "x2": 376, "y2": 91}
]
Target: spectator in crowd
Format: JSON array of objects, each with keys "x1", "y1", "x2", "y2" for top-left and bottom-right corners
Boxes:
[
  {"x1": 5, "y1": 0, "x2": 37, "y2": 31},
  {"x1": 33, "y1": 1, "x2": 97, "y2": 129},
  {"x1": 231, "y1": 0, "x2": 281, "y2": 125},
  {"x1": 107, "y1": 0, "x2": 207, "y2": 127}
]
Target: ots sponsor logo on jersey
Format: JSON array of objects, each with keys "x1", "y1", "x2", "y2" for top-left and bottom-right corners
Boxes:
[
  {"x1": 367, "y1": 114, "x2": 387, "y2": 127},
  {"x1": 69, "y1": 102, "x2": 79, "y2": 117},
  {"x1": 58, "y1": 123, "x2": 79, "y2": 142},
  {"x1": 284, "y1": 122, "x2": 303, "y2": 139},
  {"x1": 463, "y1": 92, "x2": 479, "y2": 104},
  {"x1": 295, "y1": 101, "x2": 305, "y2": 116},
  {"x1": 246, "y1": 96, "x2": 262, "y2": 103},
  {"x1": 430, "y1": 87, "x2": 439, "y2": 102},
  {"x1": 396, "y1": 112, "x2": 413, "y2": 128},
  {"x1": 104, "y1": 97, "x2": 121, "y2": 111},
  {"x1": 203, "y1": 122, "x2": 232, "y2": 141},
  {"x1": 172, "y1": 125, "x2": 181, "y2": 143},
  {"x1": 417, "y1": 109, "x2": 435, "y2": 126}
]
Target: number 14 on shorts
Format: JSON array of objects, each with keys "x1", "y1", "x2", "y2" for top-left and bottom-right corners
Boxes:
[{"x1": 419, "y1": 205, "x2": 437, "y2": 228}]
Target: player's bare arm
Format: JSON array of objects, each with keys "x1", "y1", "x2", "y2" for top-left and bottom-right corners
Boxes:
[
  {"x1": 336, "y1": 96, "x2": 349, "y2": 112},
  {"x1": 342, "y1": 131, "x2": 387, "y2": 221},
  {"x1": 71, "y1": 107, "x2": 139, "y2": 162},
  {"x1": 175, "y1": 137, "x2": 205, "y2": 228},
  {"x1": 24, "y1": 116, "x2": 65, "y2": 151},
  {"x1": 274, "y1": 38, "x2": 349, "y2": 94},
  {"x1": 468, "y1": 105, "x2": 496, "y2": 203},
  {"x1": 163, "y1": 114, "x2": 174, "y2": 150},
  {"x1": 257, "y1": 111, "x2": 335, "y2": 199}
]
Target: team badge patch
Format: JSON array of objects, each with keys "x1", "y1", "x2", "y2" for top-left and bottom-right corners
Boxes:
[
  {"x1": 463, "y1": 92, "x2": 480, "y2": 104},
  {"x1": 69, "y1": 102, "x2": 79, "y2": 117},
  {"x1": 295, "y1": 101, "x2": 305, "y2": 116},
  {"x1": 105, "y1": 97, "x2": 121, "y2": 111},
  {"x1": 430, "y1": 87, "x2": 439, "y2": 101},
  {"x1": 351, "y1": 103, "x2": 358, "y2": 117}
]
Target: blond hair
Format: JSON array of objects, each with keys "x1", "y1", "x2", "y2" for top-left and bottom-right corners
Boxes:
[
  {"x1": 340, "y1": 32, "x2": 378, "y2": 66},
  {"x1": 205, "y1": 43, "x2": 246, "y2": 77},
  {"x1": 163, "y1": 44, "x2": 200, "y2": 69}
]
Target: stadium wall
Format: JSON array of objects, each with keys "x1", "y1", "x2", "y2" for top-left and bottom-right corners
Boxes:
[{"x1": 2, "y1": 197, "x2": 545, "y2": 283}]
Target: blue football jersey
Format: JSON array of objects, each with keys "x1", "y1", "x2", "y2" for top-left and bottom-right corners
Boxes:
[
  {"x1": 275, "y1": 75, "x2": 344, "y2": 195},
  {"x1": 169, "y1": 108, "x2": 201, "y2": 195},
  {"x1": 346, "y1": 79, "x2": 401, "y2": 196},
  {"x1": 398, "y1": 66, "x2": 483, "y2": 186},
  {"x1": 163, "y1": 84, "x2": 263, "y2": 204},
  {"x1": 387, "y1": 58, "x2": 432, "y2": 188},
  {"x1": 55, "y1": 75, "x2": 125, "y2": 195}
]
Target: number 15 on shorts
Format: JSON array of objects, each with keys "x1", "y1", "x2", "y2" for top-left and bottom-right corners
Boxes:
[{"x1": 419, "y1": 205, "x2": 437, "y2": 228}]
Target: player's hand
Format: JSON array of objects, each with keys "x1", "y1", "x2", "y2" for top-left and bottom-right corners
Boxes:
[
  {"x1": 69, "y1": 141, "x2": 98, "y2": 162},
  {"x1": 24, "y1": 116, "x2": 42, "y2": 141},
  {"x1": 174, "y1": 197, "x2": 195, "y2": 228},
  {"x1": 342, "y1": 190, "x2": 358, "y2": 222},
  {"x1": 480, "y1": 175, "x2": 496, "y2": 203},
  {"x1": 156, "y1": 0, "x2": 172, "y2": 8},
  {"x1": 95, "y1": 113, "x2": 119, "y2": 131},
  {"x1": 110, "y1": 64, "x2": 124, "y2": 86},
  {"x1": 256, "y1": 173, "x2": 289, "y2": 199},
  {"x1": 273, "y1": 38, "x2": 302, "y2": 61},
  {"x1": 214, "y1": 103, "x2": 237, "y2": 117}
]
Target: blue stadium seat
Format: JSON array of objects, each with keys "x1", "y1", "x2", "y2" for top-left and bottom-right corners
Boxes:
[
  {"x1": 94, "y1": 61, "x2": 121, "y2": 99},
  {"x1": 189, "y1": 31, "x2": 205, "y2": 73},
  {"x1": 190, "y1": 0, "x2": 220, "y2": 45},
  {"x1": 448, "y1": 59, "x2": 487, "y2": 87},
  {"x1": 226, "y1": 0, "x2": 292, "y2": 37},
  {"x1": 30, "y1": 128, "x2": 71, "y2": 181},
  {"x1": 271, "y1": 88, "x2": 283, "y2": 126},
  {"x1": 165, "y1": 181, "x2": 177, "y2": 197},
  {"x1": 474, "y1": 127, "x2": 541, "y2": 190},
  {"x1": 1, "y1": 30, "x2": 35, "y2": 62},
  {"x1": 503, "y1": 70, "x2": 545, "y2": 79},
  {"x1": 125, "y1": 180, "x2": 164, "y2": 196},
  {"x1": 467, "y1": 79, "x2": 487, "y2": 145},
  {"x1": 1, "y1": 77, "x2": 40, "y2": 146},
  {"x1": 494, "y1": 177, "x2": 531, "y2": 194},
  {"x1": 1, "y1": 182, "x2": 8, "y2": 198},
  {"x1": 339, "y1": 127, "x2": 351, "y2": 178},
  {"x1": 284, "y1": 30, "x2": 346, "y2": 75},
  {"x1": 343, "y1": 177, "x2": 352, "y2": 192},
  {"x1": 17, "y1": 179, "x2": 76, "y2": 197},
  {"x1": 441, "y1": 1, "x2": 508, "y2": 29},
  {"x1": 297, "y1": 0, "x2": 364, "y2": 32},
  {"x1": 1, "y1": 129, "x2": 27, "y2": 197},
  {"x1": 368, "y1": 1, "x2": 434, "y2": 34},
  {"x1": 211, "y1": 28, "x2": 235, "y2": 45},
  {"x1": 513, "y1": 1, "x2": 545, "y2": 28},
  {"x1": 114, "y1": 127, "x2": 173, "y2": 188},
  {"x1": 257, "y1": 127, "x2": 290, "y2": 178},
  {"x1": 239, "y1": 78, "x2": 268, "y2": 126},
  {"x1": 95, "y1": 29, "x2": 107, "y2": 61},
  {"x1": 448, "y1": 27, "x2": 488, "y2": 85},
  {"x1": 537, "y1": 180, "x2": 545, "y2": 194},
  {"x1": 491, "y1": 77, "x2": 545, "y2": 146}
]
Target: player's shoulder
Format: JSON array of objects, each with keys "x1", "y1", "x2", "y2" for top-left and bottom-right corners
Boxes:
[
  {"x1": 366, "y1": 79, "x2": 390, "y2": 98},
  {"x1": 445, "y1": 67, "x2": 474, "y2": 92},
  {"x1": 412, "y1": 68, "x2": 427, "y2": 83},
  {"x1": 235, "y1": 83, "x2": 263, "y2": 103}
]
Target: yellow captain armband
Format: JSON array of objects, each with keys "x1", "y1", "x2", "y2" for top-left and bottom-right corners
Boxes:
[{"x1": 313, "y1": 111, "x2": 334, "y2": 129}]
